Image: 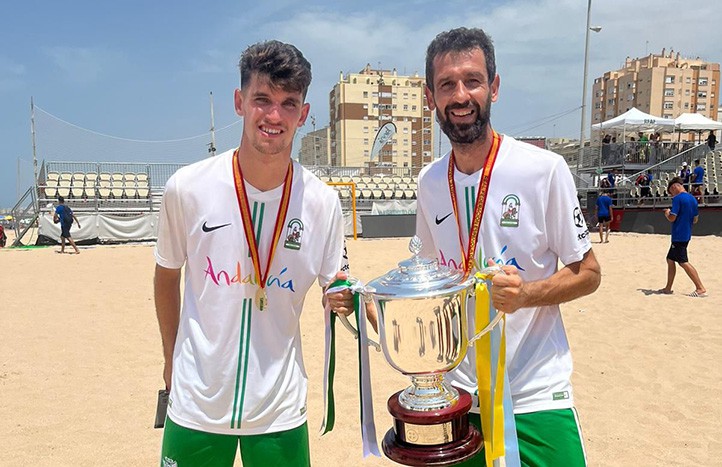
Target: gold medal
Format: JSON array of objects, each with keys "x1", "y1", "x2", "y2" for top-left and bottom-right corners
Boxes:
[
  {"x1": 232, "y1": 149, "x2": 293, "y2": 315},
  {"x1": 255, "y1": 288, "x2": 268, "y2": 312}
]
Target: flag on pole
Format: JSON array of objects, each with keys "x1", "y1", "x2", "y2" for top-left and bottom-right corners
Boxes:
[{"x1": 370, "y1": 122, "x2": 397, "y2": 162}]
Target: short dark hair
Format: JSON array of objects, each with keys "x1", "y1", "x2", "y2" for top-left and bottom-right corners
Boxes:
[
  {"x1": 57, "y1": 196, "x2": 65, "y2": 203},
  {"x1": 239, "y1": 40, "x2": 312, "y2": 98},
  {"x1": 425, "y1": 27, "x2": 496, "y2": 91},
  {"x1": 694, "y1": 159, "x2": 700, "y2": 165},
  {"x1": 668, "y1": 177, "x2": 683, "y2": 192}
]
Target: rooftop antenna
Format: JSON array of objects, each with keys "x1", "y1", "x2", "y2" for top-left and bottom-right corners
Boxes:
[{"x1": 208, "y1": 92, "x2": 217, "y2": 156}]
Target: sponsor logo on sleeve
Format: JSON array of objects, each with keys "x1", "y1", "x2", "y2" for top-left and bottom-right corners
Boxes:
[{"x1": 573, "y1": 207, "x2": 590, "y2": 240}]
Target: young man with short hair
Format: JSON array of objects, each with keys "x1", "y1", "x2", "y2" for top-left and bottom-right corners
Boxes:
[{"x1": 154, "y1": 40, "x2": 355, "y2": 466}]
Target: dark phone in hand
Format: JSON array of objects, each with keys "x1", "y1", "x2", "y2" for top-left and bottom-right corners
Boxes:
[{"x1": 154, "y1": 389, "x2": 169, "y2": 429}]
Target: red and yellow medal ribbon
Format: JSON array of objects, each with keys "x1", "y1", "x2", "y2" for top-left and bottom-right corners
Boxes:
[
  {"x1": 232, "y1": 149, "x2": 293, "y2": 308},
  {"x1": 447, "y1": 131, "x2": 501, "y2": 280},
  {"x1": 447, "y1": 132, "x2": 506, "y2": 464}
]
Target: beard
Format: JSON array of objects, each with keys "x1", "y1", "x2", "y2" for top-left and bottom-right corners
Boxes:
[{"x1": 437, "y1": 96, "x2": 492, "y2": 145}]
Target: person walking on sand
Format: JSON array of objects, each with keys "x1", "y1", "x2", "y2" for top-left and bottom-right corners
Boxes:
[
  {"x1": 658, "y1": 177, "x2": 706, "y2": 297},
  {"x1": 596, "y1": 190, "x2": 613, "y2": 243},
  {"x1": 53, "y1": 196, "x2": 80, "y2": 254}
]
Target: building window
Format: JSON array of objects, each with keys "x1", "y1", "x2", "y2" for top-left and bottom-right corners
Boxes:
[
  {"x1": 403, "y1": 162, "x2": 409, "y2": 167},
  {"x1": 663, "y1": 114, "x2": 673, "y2": 119},
  {"x1": 363, "y1": 126, "x2": 369, "y2": 133},
  {"x1": 663, "y1": 102, "x2": 674, "y2": 109},
  {"x1": 685, "y1": 89, "x2": 690, "y2": 96},
  {"x1": 594, "y1": 102, "x2": 602, "y2": 109},
  {"x1": 363, "y1": 91, "x2": 368, "y2": 98},
  {"x1": 412, "y1": 105, "x2": 417, "y2": 111},
  {"x1": 403, "y1": 139, "x2": 409, "y2": 145},
  {"x1": 363, "y1": 104, "x2": 368, "y2": 109},
  {"x1": 372, "y1": 92, "x2": 379, "y2": 98},
  {"x1": 363, "y1": 138, "x2": 369, "y2": 145},
  {"x1": 664, "y1": 76, "x2": 675, "y2": 84},
  {"x1": 696, "y1": 104, "x2": 707, "y2": 111},
  {"x1": 699, "y1": 78, "x2": 708, "y2": 86},
  {"x1": 698, "y1": 91, "x2": 707, "y2": 98},
  {"x1": 403, "y1": 104, "x2": 408, "y2": 110},
  {"x1": 664, "y1": 89, "x2": 674, "y2": 97},
  {"x1": 423, "y1": 117, "x2": 430, "y2": 123},
  {"x1": 403, "y1": 128, "x2": 409, "y2": 133},
  {"x1": 403, "y1": 93, "x2": 408, "y2": 99},
  {"x1": 364, "y1": 150, "x2": 369, "y2": 156},
  {"x1": 684, "y1": 102, "x2": 689, "y2": 109}
]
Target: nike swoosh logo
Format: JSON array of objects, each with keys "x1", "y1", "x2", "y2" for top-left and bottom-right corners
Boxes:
[
  {"x1": 435, "y1": 212, "x2": 453, "y2": 225},
  {"x1": 202, "y1": 221, "x2": 231, "y2": 233}
]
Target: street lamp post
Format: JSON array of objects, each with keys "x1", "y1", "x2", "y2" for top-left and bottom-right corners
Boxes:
[{"x1": 576, "y1": 0, "x2": 601, "y2": 180}]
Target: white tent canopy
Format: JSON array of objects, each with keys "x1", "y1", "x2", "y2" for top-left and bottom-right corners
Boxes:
[
  {"x1": 674, "y1": 112, "x2": 722, "y2": 131},
  {"x1": 592, "y1": 107, "x2": 676, "y2": 133}
]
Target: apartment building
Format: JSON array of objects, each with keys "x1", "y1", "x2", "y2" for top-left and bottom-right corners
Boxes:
[
  {"x1": 329, "y1": 64, "x2": 435, "y2": 169},
  {"x1": 298, "y1": 126, "x2": 331, "y2": 166},
  {"x1": 592, "y1": 49, "x2": 720, "y2": 140}
]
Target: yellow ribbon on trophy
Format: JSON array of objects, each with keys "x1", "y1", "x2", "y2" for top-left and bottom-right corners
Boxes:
[{"x1": 474, "y1": 271, "x2": 506, "y2": 465}]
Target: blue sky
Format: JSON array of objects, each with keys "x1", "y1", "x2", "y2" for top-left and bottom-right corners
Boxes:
[{"x1": 1, "y1": 0, "x2": 720, "y2": 208}]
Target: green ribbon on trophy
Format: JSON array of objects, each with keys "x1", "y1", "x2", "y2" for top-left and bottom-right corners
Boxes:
[{"x1": 321, "y1": 278, "x2": 381, "y2": 458}]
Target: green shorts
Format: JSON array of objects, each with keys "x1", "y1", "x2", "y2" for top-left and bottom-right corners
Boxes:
[
  {"x1": 160, "y1": 417, "x2": 310, "y2": 467},
  {"x1": 456, "y1": 408, "x2": 587, "y2": 466}
]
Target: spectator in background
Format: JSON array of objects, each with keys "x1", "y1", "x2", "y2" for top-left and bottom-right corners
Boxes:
[
  {"x1": 706, "y1": 131, "x2": 717, "y2": 151},
  {"x1": 691, "y1": 159, "x2": 705, "y2": 202},
  {"x1": 679, "y1": 162, "x2": 691, "y2": 192},
  {"x1": 659, "y1": 177, "x2": 706, "y2": 298},
  {"x1": 53, "y1": 196, "x2": 80, "y2": 254},
  {"x1": 0, "y1": 223, "x2": 6, "y2": 248},
  {"x1": 635, "y1": 170, "x2": 652, "y2": 205},
  {"x1": 596, "y1": 190, "x2": 613, "y2": 243}
]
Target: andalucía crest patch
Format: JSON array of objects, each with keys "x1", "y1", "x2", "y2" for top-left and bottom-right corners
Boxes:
[
  {"x1": 284, "y1": 218, "x2": 303, "y2": 250},
  {"x1": 500, "y1": 194, "x2": 520, "y2": 227}
]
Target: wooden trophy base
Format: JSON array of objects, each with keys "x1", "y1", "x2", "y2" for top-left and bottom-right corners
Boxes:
[{"x1": 382, "y1": 389, "x2": 483, "y2": 466}]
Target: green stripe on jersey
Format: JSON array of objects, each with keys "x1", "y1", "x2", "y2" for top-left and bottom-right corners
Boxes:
[
  {"x1": 248, "y1": 202, "x2": 265, "y2": 258},
  {"x1": 464, "y1": 186, "x2": 476, "y2": 234},
  {"x1": 231, "y1": 298, "x2": 253, "y2": 429}
]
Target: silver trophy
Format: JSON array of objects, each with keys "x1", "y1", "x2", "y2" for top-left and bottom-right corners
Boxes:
[{"x1": 360, "y1": 236, "x2": 503, "y2": 466}]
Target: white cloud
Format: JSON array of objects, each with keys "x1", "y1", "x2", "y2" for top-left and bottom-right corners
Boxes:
[{"x1": 204, "y1": 0, "x2": 722, "y2": 138}]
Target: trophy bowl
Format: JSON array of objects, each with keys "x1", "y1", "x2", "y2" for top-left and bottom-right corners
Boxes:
[{"x1": 364, "y1": 236, "x2": 486, "y2": 466}]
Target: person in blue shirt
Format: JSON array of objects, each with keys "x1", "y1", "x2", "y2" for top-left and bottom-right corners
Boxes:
[
  {"x1": 690, "y1": 159, "x2": 705, "y2": 202},
  {"x1": 658, "y1": 177, "x2": 706, "y2": 297},
  {"x1": 596, "y1": 190, "x2": 613, "y2": 243},
  {"x1": 53, "y1": 196, "x2": 81, "y2": 254}
]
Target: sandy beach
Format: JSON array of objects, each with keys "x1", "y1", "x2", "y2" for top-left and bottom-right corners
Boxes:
[{"x1": 1, "y1": 231, "x2": 720, "y2": 466}]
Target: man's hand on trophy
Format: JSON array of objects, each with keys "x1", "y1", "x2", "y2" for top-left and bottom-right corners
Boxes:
[
  {"x1": 325, "y1": 271, "x2": 355, "y2": 315},
  {"x1": 324, "y1": 271, "x2": 379, "y2": 333},
  {"x1": 490, "y1": 265, "x2": 527, "y2": 314}
]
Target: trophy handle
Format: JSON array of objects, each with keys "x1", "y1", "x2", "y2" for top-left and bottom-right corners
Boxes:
[
  {"x1": 332, "y1": 278, "x2": 381, "y2": 352},
  {"x1": 468, "y1": 265, "x2": 505, "y2": 346},
  {"x1": 338, "y1": 313, "x2": 382, "y2": 352}
]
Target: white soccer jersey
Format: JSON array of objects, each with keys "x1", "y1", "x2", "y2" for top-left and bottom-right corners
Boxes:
[
  {"x1": 416, "y1": 135, "x2": 592, "y2": 414},
  {"x1": 155, "y1": 151, "x2": 346, "y2": 435}
]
